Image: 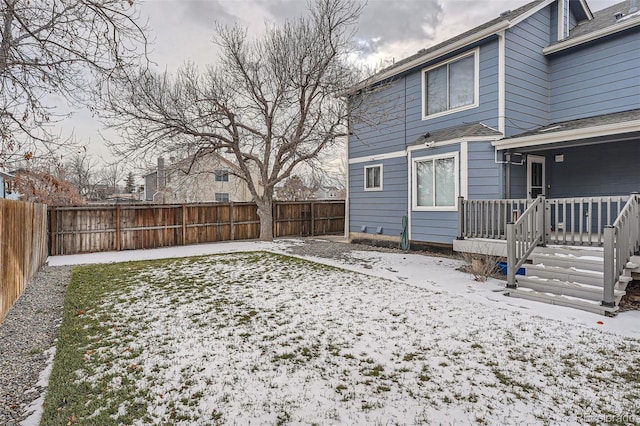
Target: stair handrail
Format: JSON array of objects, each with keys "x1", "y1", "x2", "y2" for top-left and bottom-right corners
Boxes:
[
  {"x1": 603, "y1": 193, "x2": 640, "y2": 308},
  {"x1": 506, "y1": 195, "x2": 546, "y2": 288}
]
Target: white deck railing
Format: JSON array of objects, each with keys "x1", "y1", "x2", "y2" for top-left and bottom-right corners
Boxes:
[
  {"x1": 459, "y1": 195, "x2": 629, "y2": 246},
  {"x1": 603, "y1": 194, "x2": 640, "y2": 307},
  {"x1": 505, "y1": 196, "x2": 545, "y2": 288},
  {"x1": 458, "y1": 194, "x2": 638, "y2": 309}
]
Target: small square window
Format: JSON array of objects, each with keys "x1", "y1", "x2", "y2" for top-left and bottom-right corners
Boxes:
[
  {"x1": 214, "y1": 170, "x2": 229, "y2": 182},
  {"x1": 215, "y1": 192, "x2": 229, "y2": 202},
  {"x1": 364, "y1": 164, "x2": 383, "y2": 191}
]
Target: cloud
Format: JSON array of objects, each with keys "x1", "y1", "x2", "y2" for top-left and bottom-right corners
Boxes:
[
  {"x1": 355, "y1": 0, "x2": 443, "y2": 55},
  {"x1": 179, "y1": 0, "x2": 239, "y2": 27}
]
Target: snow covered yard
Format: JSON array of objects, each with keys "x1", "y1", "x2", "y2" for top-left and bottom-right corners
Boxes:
[{"x1": 41, "y1": 248, "x2": 640, "y2": 425}]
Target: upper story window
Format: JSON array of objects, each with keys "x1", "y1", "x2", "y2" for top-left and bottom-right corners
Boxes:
[
  {"x1": 214, "y1": 169, "x2": 229, "y2": 182},
  {"x1": 422, "y1": 49, "x2": 478, "y2": 119},
  {"x1": 364, "y1": 164, "x2": 383, "y2": 191}
]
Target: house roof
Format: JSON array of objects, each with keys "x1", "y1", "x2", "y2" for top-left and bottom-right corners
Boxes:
[
  {"x1": 493, "y1": 109, "x2": 640, "y2": 150},
  {"x1": 545, "y1": 0, "x2": 640, "y2": 53},
  {"x1": 353, "y1": 0, "x2": 553, "y2": 90},
  {"x1": 409, "y1": 122, "x2": 503, "y2": 146}
]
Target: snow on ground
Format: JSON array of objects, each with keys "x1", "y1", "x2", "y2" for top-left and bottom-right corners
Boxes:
[
  {"x1": 67, "y1": 250, "x2": 640, "y2": 425},
  {"x1": 48, "y1": 238, "x2": 640, "y2": 339}
]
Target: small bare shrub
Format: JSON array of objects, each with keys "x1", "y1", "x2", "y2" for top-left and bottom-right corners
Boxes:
[{"x1": 460, "y1": 251, "x2": 501, "y2": 282}]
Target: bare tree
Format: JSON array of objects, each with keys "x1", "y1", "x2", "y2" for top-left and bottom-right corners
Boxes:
[
  {"x1": 102, "y1": 0, "x2": 374, "y2": 240},
  {"x1": 0, "y1": 0, "x2": 147, "y2": 167},
  {"x1": 65, "y1": 149, "x2": 98, "y2": 197}
]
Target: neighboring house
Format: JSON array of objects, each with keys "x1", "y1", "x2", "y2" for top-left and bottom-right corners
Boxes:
[
  {"x1": 314, "y1": 186, "x2": 345, "y2": 200},
  {"x1": 144, "y1": 154, "x2": 261, "y2": 203},
  {"x1": 348, "y1": 0, "x2": 640, "y2": 314},
  {"x1": 0, "y1": 171, "x2": 19, "y2": 200}
]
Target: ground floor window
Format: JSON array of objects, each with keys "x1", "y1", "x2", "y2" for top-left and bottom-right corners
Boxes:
[
  {"x1": 412, "y1": 152, "x2": 458, "y2": 210},
  {"x1": 215, "y1": 192, "x2": 230, "y2": 202},
  {"x1": 364, "y1": 164, "x2": 383, "y2": 191}
]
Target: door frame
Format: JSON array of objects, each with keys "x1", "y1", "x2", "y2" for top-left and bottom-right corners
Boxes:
[{"x1": 526, "y1": 154, "x2": 546, "y2": 199}]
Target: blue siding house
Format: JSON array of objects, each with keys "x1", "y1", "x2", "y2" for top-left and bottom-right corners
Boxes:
[{"x1": 348, "y1": 0, "x2": 640, "y2": 314}]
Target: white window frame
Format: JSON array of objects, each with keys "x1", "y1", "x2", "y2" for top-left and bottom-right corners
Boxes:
[
  {"x1": 364, "y1": 164, "x2": 383, "y2": 191},
  {"x1": 412, "y1": 152, "x2": 459, "y2": 212},
  {"x1": 421, "y1": 49, "x2": 479, "y2": 120}
]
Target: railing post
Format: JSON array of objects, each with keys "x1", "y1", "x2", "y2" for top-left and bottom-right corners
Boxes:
[
  {"x1": 602, "y1": 225, "x2": 616, "y2": 308},
  {"x1": 506, "y1": 222, "x2": 517, "y2": 288},
  {"x1": 457, "y1": 196, "x2": 465, "y2": 240},
  {"x1": 537, "y1": 195, "x2": 546, "y2": 247}
]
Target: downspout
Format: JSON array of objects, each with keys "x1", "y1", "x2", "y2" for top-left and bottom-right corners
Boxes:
[
  {"x1": 505, "y1": 152, "x2": 512, "y2": 199},
  {"x1": 344, "y1": 109, "x2": 350, "y2": 240}
]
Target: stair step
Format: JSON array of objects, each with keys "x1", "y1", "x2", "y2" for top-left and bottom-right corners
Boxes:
[
  {"x1": 515, "y1": 276, "x2": 625, "y2": 302},
  {"x1": 505, "y1": 288, "x2": 619, "y2": 316},
  {"x1": 532, "y1": 252, "x2": 603, "y2": 272},
  {"x1": 522, "y1": 264, "x2": 603, "y2": 286},
  {"x1": 541, "y1": 246, "x2": 604, "y2": 259}
]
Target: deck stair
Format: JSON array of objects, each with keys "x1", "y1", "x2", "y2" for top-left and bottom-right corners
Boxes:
[{"x1": 505, "y1": 247, "x2": 634, "y2": 315}]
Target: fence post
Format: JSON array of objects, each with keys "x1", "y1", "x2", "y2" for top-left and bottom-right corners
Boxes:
[
  {"x1": 49, "y1": 206, "x2": 56, "y2": 256},
  {"x1": 602, "y1": 225, "x2": 616, "y2": 308},
  {"x1": 181, "y1": 204, "x2": 187, "y2": 245},
  {"x1": 506, "y1": 222, "x2": 517, "y2": 288},
  {"x1": 229, "y1": 201, "x2": 235, "y2": 241},
  {"x1": 457, "y1": 196, "x2": 465, "y2": 240},
  {"x1": 310, "y1": 201, "x2": 315, "y2": 237},
  {"x1": 115, "y1": 205, "x2": 121, "y2": 251}
]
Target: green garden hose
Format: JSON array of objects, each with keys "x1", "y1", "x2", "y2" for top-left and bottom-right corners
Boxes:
[{"x1": 400, "y1": 215, "x2": 409, "y2": 251}]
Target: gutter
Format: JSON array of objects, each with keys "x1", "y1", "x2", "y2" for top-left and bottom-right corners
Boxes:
[
  {"x1": 492, "y1": 119, "x2": 640, "y2": 150},
  {"x1": 543, "y1": 18, "x2": 640, "y2": 54}
]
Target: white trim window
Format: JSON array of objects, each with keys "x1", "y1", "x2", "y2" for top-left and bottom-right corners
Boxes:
[
  {"x1": 364, "y1": 164, "x2": 383, "y2": 191},
  {"x1": 412, "y1": 153, "x2": 459, "y2": 211},
  {"x1": 422, "y1": 49, "x2": 479, "y2": 119}
]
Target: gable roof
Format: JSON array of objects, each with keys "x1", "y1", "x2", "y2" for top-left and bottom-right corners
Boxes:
[
  {"x1": 493, "y1": 109, "x2": 640, "y2": 150},
  {"x1": 354, "y1": 0, "x2": 556, "y2": 90},
  {"x1": 544, "y1": 0, "x2": 640, "y2": 54}
]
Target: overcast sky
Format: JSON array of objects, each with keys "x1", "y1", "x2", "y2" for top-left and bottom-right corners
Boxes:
[{"x1": 65, "y1": 0, "x2": 624, "y2": 167}]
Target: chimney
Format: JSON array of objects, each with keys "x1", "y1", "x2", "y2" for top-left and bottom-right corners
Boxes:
[{"x1": 157, "y1": 157, "x2": 166, "y2": 191}]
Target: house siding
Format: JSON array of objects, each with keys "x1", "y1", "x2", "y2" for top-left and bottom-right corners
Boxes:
[
  {"x1": 468, "y1": 141, "x2": 504, "y2": 199},
  {"x1": 349, "y1": 156, "x2": 407, "y2": 237},
  {"x1": 504, "y1": 5, "x2": 551, "y2": 137},
  {"x1": 348, "y1": 79, "x2": 407, "y2": 159},
  {"x1": 545, "y1": 140, "x2": 640, "y2": 198},
  {"x1": 549, "y1": 30, "x2": 640, "y2": 122},
  {"x1": 404, "y1": 40, "x2": 500, "y2": 141}
]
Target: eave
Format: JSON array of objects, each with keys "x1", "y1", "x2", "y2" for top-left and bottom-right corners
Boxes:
[
  {"x1": 492, "y1": 119, "x2": 640, "y2": 150},
  {"x1": 543, "y1": 16, "x2": 640, "y2": 54}
]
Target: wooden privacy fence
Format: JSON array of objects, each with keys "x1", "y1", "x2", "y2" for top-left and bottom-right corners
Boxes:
[
  {"x1": 1, "y1": 199, "x2": 48, "y2": 323},
  {"x1": 49, "y1": 200, "x2": 345, "y2": 255}
]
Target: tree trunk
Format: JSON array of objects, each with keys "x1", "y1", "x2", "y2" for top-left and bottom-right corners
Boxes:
[{"x1": 256, "y1": 199, "x2": 274, "y2": 241}]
